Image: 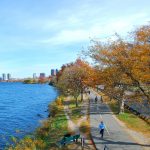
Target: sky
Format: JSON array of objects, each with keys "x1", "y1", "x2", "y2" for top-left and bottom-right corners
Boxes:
[{"x1": 0, "y1": 0, "x2": 149, "y2": 78}]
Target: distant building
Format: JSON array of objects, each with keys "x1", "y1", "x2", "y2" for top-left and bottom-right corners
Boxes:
[
  {"x1": 33, "y1": 73, "x2": 36, "y2": 79},
  {"x1": 0, "y1": 77, "x2": 2, "y2": 82},
  {"x1": 51, "y1": 69, "x2": 55, "y2": 76},
  {"x1": 39, "y1": 73, "x2": 45, "y2": 78},
  {"x1": 2, "y1": 73, "x2": 6, "y2": 81},
  {"x1": 56, "y1": 69, "x2": 59, "y2": 75},
  {"x1": 7, "y1": 73, "x2": 11, "y2": 80}
]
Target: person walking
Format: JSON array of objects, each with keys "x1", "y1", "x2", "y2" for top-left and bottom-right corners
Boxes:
[
  {"x1": 95, "y1": 96, "x2": 98, "y2": 103},
  {"x1": 99, "y1": 121, "x2": 105, "y2": 138},
  {"x1": 101, "y1": 96, "x2": 103, "y2": 103}
]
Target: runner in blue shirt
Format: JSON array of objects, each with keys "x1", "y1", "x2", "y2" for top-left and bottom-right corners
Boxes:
[{"x1": 99, "y1": 121, "x2": 105, "y2": 138}]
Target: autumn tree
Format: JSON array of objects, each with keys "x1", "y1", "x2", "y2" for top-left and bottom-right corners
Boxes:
[
  {"x1": 74, "y1": 59, "x2": 97, "y2": 101},
  {"x1": 87, "y1": 24, "x2": 150, "y2": 113},
  {"x1": 56, "y1": 63, "x2": 74, "y2": 82},
  {"x1": 57, "y1": 59, "x2": 96, "y2": 106}
]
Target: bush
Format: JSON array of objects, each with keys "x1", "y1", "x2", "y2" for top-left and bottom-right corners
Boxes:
[
  {"x1": 49, "y1": 102, "x2": 58, "y2": 117},
  {"x1": 55, "y1": 97, "x2": 62, "y2": 106},
  {"x1": 79, "y1": 121, "x2": 90, "y2": 135}
]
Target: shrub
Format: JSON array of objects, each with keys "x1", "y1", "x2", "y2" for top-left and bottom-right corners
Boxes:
[
  {"x1": 55, "y1": 97, "x2": 62, "y2": 106},
  {"x1": 49, "y1": 102, "x2": 58, "y2": 117},
  {"x1": 79, "y1": 121, "x2": 90, "y2": 136}
]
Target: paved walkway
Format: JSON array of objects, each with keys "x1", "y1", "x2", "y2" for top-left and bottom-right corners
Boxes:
[{"x1": 89, "y1": 90, "x2": 146, "y2": 150}]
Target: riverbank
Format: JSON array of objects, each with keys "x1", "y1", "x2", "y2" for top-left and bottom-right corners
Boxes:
[
  {"x1": 7, "y1": 94, "x2": 95, "y2": 150},
  {"x1": 7, "y1": 96, "x2": 68, "y2": 150},
  {"x1": 0, "y1": 82, "x2": 58, "y2": 149}
]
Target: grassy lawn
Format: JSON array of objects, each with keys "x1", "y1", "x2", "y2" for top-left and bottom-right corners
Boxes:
[
  {"x1": 63, "y1": 96, "x2": 83, "y2": 122},
  {"x1": 70, "y1": 107, "x2": 82, "y2": 121},
  {"x1": 108, "y1": 100, "x2": 150, "y2": 137}
]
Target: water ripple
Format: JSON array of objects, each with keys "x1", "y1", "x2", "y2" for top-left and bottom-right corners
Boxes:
[{"x1": 0, "y1": 82, "x2": 58, "y2": 149}]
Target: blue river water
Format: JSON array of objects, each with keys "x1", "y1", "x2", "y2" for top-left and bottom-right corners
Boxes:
[{"x1": 0, "y1": 82, "x2": 58, "y2": 149}]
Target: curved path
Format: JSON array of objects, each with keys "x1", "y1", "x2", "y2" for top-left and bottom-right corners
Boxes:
[{"x1": 89, "y1": 90, "x2": 148, "y2": 150}]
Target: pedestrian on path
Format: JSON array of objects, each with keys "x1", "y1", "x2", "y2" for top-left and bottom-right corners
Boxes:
[
  {"x1": 101, "y1": 96, "x2": 103, "y2": 103},
  {"x1": 99, "y1": 121, "x2": 105, "y2": 138},
  {"x1": 95, "y1": 96, "x2": 98, "y2": 103}
]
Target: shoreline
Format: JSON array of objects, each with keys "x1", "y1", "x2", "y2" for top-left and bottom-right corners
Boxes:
[
  {"x1": 0, "y1": 83, "x2": 59, "y2": 150},
  {"x1": 7, "y1": 95, "x2": 68, "y2": 149}
]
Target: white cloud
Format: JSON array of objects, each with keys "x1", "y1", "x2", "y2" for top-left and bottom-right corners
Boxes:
[
  {"x1": 39, "y1": 12, "x2": 149, "y2": 45},
  {"x1": 41, "y1": 29, "x2": 89, "y2": 44}
]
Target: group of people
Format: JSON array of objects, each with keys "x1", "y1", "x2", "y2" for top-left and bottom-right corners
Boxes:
[{"x1": 95, "y1": 95, "x2": 103, "y2": 103}]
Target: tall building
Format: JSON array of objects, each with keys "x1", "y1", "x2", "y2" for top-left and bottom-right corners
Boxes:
[
  {"x1": 56, "y1": 69, "x2": 59, "y2": 75},
  {"x1": 7, "y1": 73, "x2": 11, "y2": 80},
  {"x1": 2, "y1": 73, "x2": 6, "y2": 81},
  {"x1": 51, "y1": 69, "x2": 55, "y2": 76},
  {"x1": 33, "y1": 73, "x2": 36, "y2": 79},
  {"x1": 39, "y1": 73, "x2": 45, "y2": 78}
]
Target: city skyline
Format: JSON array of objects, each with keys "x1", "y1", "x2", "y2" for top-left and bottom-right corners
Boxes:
[
  {"x1": 0, "y1": 0, "x2": 150, "y2": 78},
  {"x1": 0, "y1": 69, "x2": 58, "y2": 79}
]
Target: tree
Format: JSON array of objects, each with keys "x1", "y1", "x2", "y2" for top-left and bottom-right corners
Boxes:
[
  {"x1": 57, "y1": 66, "x2": 81, "y2": 107},
  {"x1": 87, "y1": 24, "x2": 150, "y2": 113},
  {"x1": 74, "y1": 59, "x2": 97, "y2": 101},
  {"x1": 57, "y1": 59, "x2": 96, "y2": 106}
]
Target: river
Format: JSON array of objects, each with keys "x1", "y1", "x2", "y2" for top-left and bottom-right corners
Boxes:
[{"x1": 0, "y1": 82, "x2": 58, "y2": 149}]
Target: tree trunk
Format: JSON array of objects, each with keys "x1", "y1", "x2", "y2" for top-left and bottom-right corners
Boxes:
[
  {"x1": 81, "y1": 89, "x2": 84, "y2": 102},
  {"x1": 118, "y1": 99, "x2": 124, "y2": 114},
  {"x1": 75, "y1": 97, "x2": 78, "y2": 107}
]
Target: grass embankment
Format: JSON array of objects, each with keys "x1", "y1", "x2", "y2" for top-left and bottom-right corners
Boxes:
[
  {"x1": 7, "y1": 96, "x2": 68, "y2": 150},
  {"x1": 62, "y1": 95, "x2": 93, "y2": 150},
  {"x1": 107, "y1": 98, "x2": 150, "y2": 138},
  {"x1": 8, "y1": 95, "x2": 93, "y2": 150},
  {"x1": 68, "y1": 97, "x2": 83, "y2": 122},
  {"x1": 66, "y1": 96, "x2": 90, "y2": 136}
]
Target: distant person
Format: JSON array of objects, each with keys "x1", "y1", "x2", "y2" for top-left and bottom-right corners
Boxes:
[
  {"x1": 95, "y1": 96, "x2": 98, "y2": 103},
  {"x1": 89, "y1": 91, "x2": 90, "y2": 94},
  {"x1": 101, "y1": 96, "x2": 103, "y2": 103},
  {"x1": 99, "y1": 121, "x2": 105, "y2": 138}
]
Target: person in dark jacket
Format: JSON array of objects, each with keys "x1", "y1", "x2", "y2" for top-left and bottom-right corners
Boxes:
[{"x1": 95, "y1": 96, "x2": 98, "y2": 103}]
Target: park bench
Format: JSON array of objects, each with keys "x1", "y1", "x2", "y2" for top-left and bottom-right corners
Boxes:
[{"x1": 56, "y1": 134, "x2": 80, "y2": 148}]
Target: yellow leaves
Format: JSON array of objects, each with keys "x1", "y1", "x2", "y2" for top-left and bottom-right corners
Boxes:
[
  {"x1": 8, "y1": 137, "x2": 46, "y2": 150},
  {"x1": 34, "y1": 139, "x2": 46, "y2": 149},
  {"x1": 135, "y1": 25, "x2": 150, "y2": 43},
  {"x1": 55, "y1": 97, "x2": 63, "y2": 106},
  {"x1": 88, "y1": 24, "x2": 150, "y2": 101}
]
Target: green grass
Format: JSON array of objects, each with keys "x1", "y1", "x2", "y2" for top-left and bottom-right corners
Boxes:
[
  {"x1": 108, "y1": 100, "x2": 150, "y2": 137},
  {"x1": 35, "y1": 103, "x2": 68, "y2": 149},
  {"x1": 70, "y1": 106, "x2": 82, "y2": 121},
  {"x1": 68, "y1": 96, "x2": 82, "y2": 109},
  {"x1": 66, "y1": 96, "x2": 83, "y2": 121}
]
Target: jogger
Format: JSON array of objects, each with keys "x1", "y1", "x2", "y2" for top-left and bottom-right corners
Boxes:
[{"x1": 99, "y1": 121, "x2": 105, "y2": 138}]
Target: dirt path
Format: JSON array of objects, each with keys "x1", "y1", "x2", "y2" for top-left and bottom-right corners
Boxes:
[
  {"x1": 63, "y1": 96, "x2": 95, "y2": 150},
  {"x1": 64, "y1": 105, "x2": 80, "y2": 134}
]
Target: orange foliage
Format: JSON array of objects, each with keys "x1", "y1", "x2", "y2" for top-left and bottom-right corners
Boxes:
[{"x1": 88, "y1": 24, "x2": 150, "y2": 106}]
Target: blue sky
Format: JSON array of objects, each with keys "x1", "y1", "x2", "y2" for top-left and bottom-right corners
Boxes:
[{"x1": 0, "y1": 0, "x2": 149, "y2": 78}]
